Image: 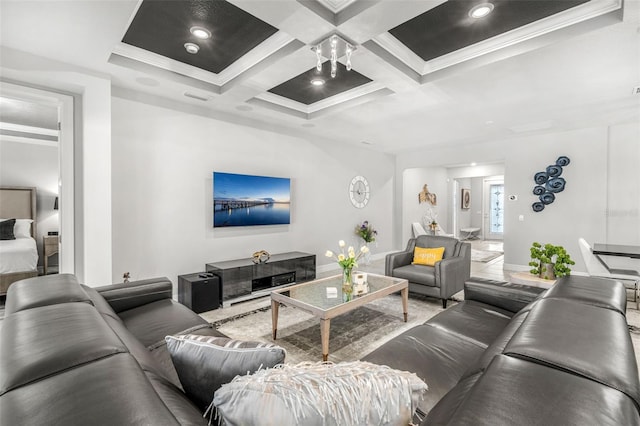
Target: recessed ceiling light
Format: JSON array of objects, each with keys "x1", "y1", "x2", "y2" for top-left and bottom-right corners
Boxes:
[
  {"x1": 469, "y1": 3, "x2": 494, "y2": 18},
  {"x1": 190, "y1": 26, "x2": 211, "y2": 39},
  {"x1": 184, "y1": 43, "x2": 200, "y2": 54},
  {"x1": 471, "y1": 162, "x2": 477, "y2": 166},
  {"x1": 310, "y1": 78, "x2": 325, "y2": 86}
]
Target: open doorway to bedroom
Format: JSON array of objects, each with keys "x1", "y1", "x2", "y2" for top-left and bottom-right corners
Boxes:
[{"x1": 0, "y1": 81, "x2": 74, "y2": 283}]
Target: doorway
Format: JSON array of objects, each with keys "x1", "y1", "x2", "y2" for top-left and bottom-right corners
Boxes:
[
  {"x1": 484, "y1": 177, "x2": 505, "y2": 241},
  {"x1": 0, "y1": 81, "x2": 75, "y2": 274}
]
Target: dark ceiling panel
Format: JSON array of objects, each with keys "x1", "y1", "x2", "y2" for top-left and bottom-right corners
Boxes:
[
  {"x1": 122, "y1": 0, "x2": 278, "y2": 74},
  {"x1": 389, "y1": 0, "x2": 589, "y2": 61},
  {"x1": 268, "y1": 62, "x2": 372, "y2": 105}
]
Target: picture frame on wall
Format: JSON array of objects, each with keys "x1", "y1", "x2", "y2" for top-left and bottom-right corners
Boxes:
[{"x1": 461, "y1": 189, "x2": 471, "y2": 209}]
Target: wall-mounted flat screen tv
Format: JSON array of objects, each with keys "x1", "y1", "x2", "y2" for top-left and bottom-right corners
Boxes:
[{"x1": 213, "y1": 172, "x2": 291, "y2": 227}]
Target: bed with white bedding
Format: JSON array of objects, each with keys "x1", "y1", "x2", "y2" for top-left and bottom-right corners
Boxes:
[
  {"x1": 0, "y1": 187, "x2": 38, "y2": 295},
  {"x1": 0, "y1": 237, "x2": 38, "y2": 274}
]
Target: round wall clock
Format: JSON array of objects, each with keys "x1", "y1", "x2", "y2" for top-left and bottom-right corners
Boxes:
[{"x1": 349, "y1": 175, "x2": 370, "y2": 208}]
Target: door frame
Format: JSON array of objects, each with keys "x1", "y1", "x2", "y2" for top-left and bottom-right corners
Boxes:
[{"x1": 0, "y1": 81, "x2": 75, "y2": 274}]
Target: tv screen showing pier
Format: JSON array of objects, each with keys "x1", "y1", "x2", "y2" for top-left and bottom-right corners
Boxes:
[{"x1": 213, "y1": 172, "x2": 291, "y2": 227}]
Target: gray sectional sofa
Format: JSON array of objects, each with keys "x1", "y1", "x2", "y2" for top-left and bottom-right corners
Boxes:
[
  {"x1": 2, "y1": 273, "x2": 638, "y2": 425},
  {"x1": 0, "y1": 274, "x2": 222, "y2": 425},
  {"x1": 363, "y1": 275, "x2": 640, "y2": 425}
]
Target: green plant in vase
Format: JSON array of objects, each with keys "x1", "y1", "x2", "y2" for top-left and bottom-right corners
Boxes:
[{"x1": 528, "y1": 242, "x2": 575, "y2": 280}]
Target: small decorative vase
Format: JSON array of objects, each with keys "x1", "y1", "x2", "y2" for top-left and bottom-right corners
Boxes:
[
  {"x1": 342, "y1": 267, "x2": 354, "y2": 302},
  {"x1": 539, "y1": 263, "x2": 556, "y2": 280},
  {"x1": 362, "y1": 242, "x2": 371, "y2": 265}
]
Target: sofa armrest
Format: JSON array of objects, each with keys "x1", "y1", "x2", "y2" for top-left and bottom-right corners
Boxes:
[
  {"x1": 94, "y1": 277, "x2": 173, "y2": 313},
  {"x1": 464, "y1": 278, "x2": 547, "y2": 313},
  {"x1": 435, "y1": 256, "x2": 468, "y2": 297},
  {"x1": 385, "y1": 250, "x2": 414, "y2": 275}
]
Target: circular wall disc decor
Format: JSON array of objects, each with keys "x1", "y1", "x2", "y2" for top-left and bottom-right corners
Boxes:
[{"x1": 532, "y1": 156, "x2": 570, "y2": 212}]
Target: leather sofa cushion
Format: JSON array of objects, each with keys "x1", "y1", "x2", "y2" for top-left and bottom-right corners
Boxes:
[
  {"x1": 145, "y1": 371, "x2": 208, "y2": 425},
  {"x1": 102, "y1": 315, "x2": 165, "y2": 378},
  {"x1": 430, "y1": 354, "x2": 640, "y2": 426},
  {"x1": 5, "y1": 274, "x2": 92, "y2": 315},
  {"x1": 426, "y1": 300, "x2": 513, "y2": 348},
  {"x1": 361, "y1": 323, "x2": 486, "y2": 413},
  {"x1": 81, "y1": 285, "x2": 122, "y2": 321},
  {"x1": 462, "y1": 309, "x2": 530, "y2": 379},
  {"x1": 504, "y1": 298, "x2": 640, "y2": 407},
  {"x1": 0, "y1": 302, "x2": 127, "y2": 395},
  {"x1": 542, "y1": 275, "x2": 627, "y2": 315},
  {"x1": 118, "y1": 298, "x2": 212, "y2": 348},
  {"x1": 421, "y1": 371, "x2": 482, "y2": 423},
  {"x1": 393, "y1": 264, "x2": 436, "y2": 286},
  {"x1": 0, "y1": 354, "x2": 197, "y2": 426}
]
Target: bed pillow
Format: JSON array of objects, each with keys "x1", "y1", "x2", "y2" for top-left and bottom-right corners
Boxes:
[
  {"x1": 13, "y1": 219, "x2": 33, "y2": 239},
  {"x1": 165, "y1": 334, "x2": 286, "y2": 412},
  {"x1": 213, "y1": 361, "x2": 428, "y2": 426},
  {"x1": 412, "y1": 246, "x2": 445, "y2": 266},
  {"x1": 0, "y1": 219, "x2": 16, "y2": 240}
]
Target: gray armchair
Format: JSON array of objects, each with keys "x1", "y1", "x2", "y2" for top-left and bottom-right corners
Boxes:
[{"x1": 385, "y1": 235, "x2": 471, "y2": 308}]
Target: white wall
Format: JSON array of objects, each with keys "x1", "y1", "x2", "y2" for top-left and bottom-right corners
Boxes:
[
  {"x1": 0, "y1": 139, "x2": 59, "y2": 266},
  {"x1": 110, "y1": 97, "x2": 395, "y2": 288},
  {"x1": 396, "y1": 123, "x2": 640, "y2": 273}
]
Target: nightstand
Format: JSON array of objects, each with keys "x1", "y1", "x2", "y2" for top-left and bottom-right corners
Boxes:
[{"x1": 43, "y1": 235, "x2": 59, "y2": 275}]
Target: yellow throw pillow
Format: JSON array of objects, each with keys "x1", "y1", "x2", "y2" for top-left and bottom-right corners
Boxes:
[{"x1": 412, "y1": 247, "x2": 445, "y2": 266}]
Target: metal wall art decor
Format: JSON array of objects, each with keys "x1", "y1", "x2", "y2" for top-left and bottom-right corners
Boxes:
[
  {"x1": 531, "y1": 156, "x2": 570, "y2": 212},
  {"x1": 418, "y1": 184, "x2": 437, "y2": 205}
]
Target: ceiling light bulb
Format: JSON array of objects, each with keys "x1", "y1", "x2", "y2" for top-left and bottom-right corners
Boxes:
[
  {"x1": 190, "y1": 26, "x2": 211, "y2": 39},
  {"x1": 184, "y1": 43, "x2": 200, "y2": 54},
  {"x1": 469, "y1": 3, "x2": 494, "y2": 18},
  {"x1": 310, "y1": 78, "x2": 325, "y2": 86}
]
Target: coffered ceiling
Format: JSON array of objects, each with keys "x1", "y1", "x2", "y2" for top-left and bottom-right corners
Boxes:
[{"x1": 0, "y1": 0, "x2": 638, "y2": 153}]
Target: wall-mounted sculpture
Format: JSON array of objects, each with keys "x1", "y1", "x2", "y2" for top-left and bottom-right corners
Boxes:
[
  {"x1": 532, "y1": 156, "x2": 570, "y2": 212},
  {"x1": 418, "y1": 184, "x2": 437, "y2": 206}
]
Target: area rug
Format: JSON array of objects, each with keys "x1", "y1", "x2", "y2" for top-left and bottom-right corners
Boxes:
[
  {"x1": 471, "y1": 249, "x2": 503, "y2": 263},
  {"x1": 202, "y1": 294, "x2": 450, "y2": 364}
]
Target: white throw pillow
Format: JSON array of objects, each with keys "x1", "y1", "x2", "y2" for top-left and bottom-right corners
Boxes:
[{"x1": 212, "y1": 361, "x2": 428, "y2": 426}]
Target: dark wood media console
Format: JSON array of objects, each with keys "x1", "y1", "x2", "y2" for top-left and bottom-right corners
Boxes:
[{"x1": 206, "y1": 251, "x2": 316, "y2": 307}]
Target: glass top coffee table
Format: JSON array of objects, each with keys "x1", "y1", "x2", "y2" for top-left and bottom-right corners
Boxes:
[{"x1": 270, "y1": 273, "x2": 408, "y2": 361}]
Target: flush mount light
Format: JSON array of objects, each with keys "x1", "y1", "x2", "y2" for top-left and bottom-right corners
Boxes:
[
  {"x1": 469, "y1": 3, "x2": 494, "y2": 18},
  {"x1": 310, "y1": 78, "x2": 325, "y2": 86},
  {"x1": 184, "y1": 42, "x2": 200, "y2": 54},
  {"x1": 190, "y1": 26, "x2": 211, "y2": 40},
  {"x1": 312, "y1": 34, "x2": 356, "y2": 79}
]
